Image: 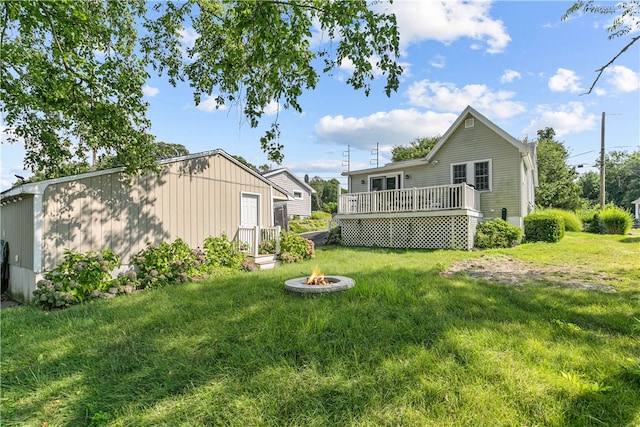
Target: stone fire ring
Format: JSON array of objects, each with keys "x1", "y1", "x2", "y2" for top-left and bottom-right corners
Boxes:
[{"x1": 284, "y1": 276, "x2": 355, "y2": 294}]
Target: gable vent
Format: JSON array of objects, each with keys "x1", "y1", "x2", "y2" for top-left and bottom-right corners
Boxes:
[{"x1": 465, "y1": 118, "x2": 475, "y2": 128}]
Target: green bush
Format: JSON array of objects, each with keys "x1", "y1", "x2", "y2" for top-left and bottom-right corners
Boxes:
[
  {"x1": 541, "y1": 208, "x2": 583, "y2": 232},
  {"x1": 202, "y1": 233, "x2": 245, "y2": 270},
  {"x1": 474, "y1": 218, "x2": 522, "y2": 249},
  {"x1": 33, "y1": 248, "x2": 122, "y2": 309},
  {"x1": 132, "y1": 239, "x2": 199, "y2": 289},
  {"x1": 288, "y1": 218, "x2": 330, "y2": 233},
  {"x1": 325, "y1": 225, "x2": 343, "y2": 246},
  {"x1": 310, "y1": 211, "x2": 332, "y2": 220},
  {"x1": 599, "y1": 205, "x2": 633, "y2": 234},
  {"x1": 585, "y1": 213, "x2": 604, "y2": 234},
  {"x1": 279, "y1": 231, "x2": 314, "y2": 263},
  {"x1": 524, "y1": 212, "x2": 565, "y2": 243},
  {"x1": 322, "y1": 202, "x2": 338, "y2": 214}
]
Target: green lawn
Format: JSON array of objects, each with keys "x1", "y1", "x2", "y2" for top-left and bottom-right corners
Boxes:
[{"x1": 2, "y1": 231, "x2": 639, "y2": 426}]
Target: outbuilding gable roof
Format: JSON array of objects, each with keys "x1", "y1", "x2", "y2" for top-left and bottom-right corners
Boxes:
[
  {"x1": 262, "y1": 168, "x2": 317, "y2": 194},
  {"x1": 1, "y1": 149, "x2": 290, "y2": 201}
]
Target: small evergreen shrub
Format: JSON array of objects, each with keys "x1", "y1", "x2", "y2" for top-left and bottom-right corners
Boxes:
[
  {"x1": 585, "y1": 213, "x2": 604, "y2": 234},
  {"x1": 325, "y1": 226, "x2": 343, "y2": 246},
  {"x1": 524, "y1": 212, "x2": 565, "y2": 243},
  {"x1": 279, "y1": 231, "x2": 315, "y2": 263},
  {"x1": 33, "y1": 248, "x2": 121, "y2": 309},
  {"x1": 542, "y1": 208, "x2": 583, "y2": 232},
  {"x1": 474, "y1": 218, "x2": 522, "y2": 249},
  {"x1": 599, "y1": 205, "x2": 633, "y2": 234}
]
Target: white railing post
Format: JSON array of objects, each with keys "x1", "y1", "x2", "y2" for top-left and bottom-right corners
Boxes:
[
  {"x1": 253, "y1": 225, "x2": 260, "y2": 256},
  {"x1": 275, "y1": 225, "x2": 281, "y2": 254}
]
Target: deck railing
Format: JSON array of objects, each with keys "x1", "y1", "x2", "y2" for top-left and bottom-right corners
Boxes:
[
  {"x1": 236, "y1": 225, "x2": 281, "y2": 256},
  {"x1": 337, "y1": 184, "x2": 480, "y2": 215}
]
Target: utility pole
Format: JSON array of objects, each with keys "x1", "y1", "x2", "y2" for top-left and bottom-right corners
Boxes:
[
  {"x1": 342, "y1": 145, "x2": 351, "y2": 172},
  {"x1": 600, "y1": 112, "x2": 606, "y2": 209},
  {"x1": 371, "y1": 142, "x2": 379, "y2": 168}
]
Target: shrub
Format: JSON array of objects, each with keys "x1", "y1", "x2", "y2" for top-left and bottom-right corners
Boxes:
[
  {"x1": 311, "y1": 211, "x2": 331, "y2": 220},
  {"x1": 288, "y1": 218, "x2": 329, "y2": 233},
  {"x1": 279, "y1": 231, "x2": 314, "y2": 263},
  {"x1": 524, "y1": 212, "x2": 565, "y2": 243},
  {"x1": 202, "y1": 234, "x2": 245, "y2": 270},
  {"x1": 33, "y1": 248, "x2": 121, "y2": 309},
  {"x1": 325, "y1": 225, "x2": 343, "y2": 246},
  {"x1": 585, "y1": 213, "x2": 604, "y2": 234},
  {"x1": 474, "y1": 218, "x2": 522, "y2": 249},
  {"x1": 599, "y1": 205, "x2": 633, "y2": 234},
  {"x1": 132, "y1": 239, "x2": 198, "y2": 289},
  {"x1": 541, "y1": 208, "x2": 583, "y2": 232},
  {"x1": 322, "y1": 202, "x2": 338, "y2": 214}
]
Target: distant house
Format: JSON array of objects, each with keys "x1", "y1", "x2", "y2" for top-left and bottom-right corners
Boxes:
[
  {"x1": 633, "y1": 197, "x2": 640, "y2": 227},
  {"x1": 262, "y1": 168, "x2": 316, "y2": 219},
  {"x1": 334, "y1": 106, "x2": 538, "y2": 250},
  {"x1": 0, "y1": 150, "x2": 289, "y2": 302}
]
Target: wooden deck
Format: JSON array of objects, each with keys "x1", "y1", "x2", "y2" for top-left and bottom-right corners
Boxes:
[{"x1": 337, "y1": 184, "x2": 480, "y2": 215}]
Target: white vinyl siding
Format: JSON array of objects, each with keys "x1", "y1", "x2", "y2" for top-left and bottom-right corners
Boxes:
[{"x1": 264, "y1": 171, "x2": 313, "y2": 218}]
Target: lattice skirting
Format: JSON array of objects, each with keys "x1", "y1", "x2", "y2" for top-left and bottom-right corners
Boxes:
[{"x1": 338, "y1": 215, "x2": 478, "y2": 250}]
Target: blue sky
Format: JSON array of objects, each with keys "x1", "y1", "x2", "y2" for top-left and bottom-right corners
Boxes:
[{"x1": 1, "y1": 0, "x2": 639, "y2": 190}]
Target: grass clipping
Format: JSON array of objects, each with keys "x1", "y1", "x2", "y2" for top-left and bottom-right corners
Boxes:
[{"x1": 441, "y1": 255, "x2": 617, "y2": 291}]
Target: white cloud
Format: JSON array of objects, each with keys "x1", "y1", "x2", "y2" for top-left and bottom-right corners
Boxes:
[
  {"x1": 178, "y1": 27, "x2": 198, "y2": 48},
  {"x1": 406, "y1": 80, "x2": 525, "y2": 119},
  {"x1": 314, "y1": 109, "x2": 457, "y2": 150},
  {"x1": 178, "y1": 27, "x2": 199, "y2": 59},
  {"x1": 604, "y1": 65, "x2": 640, "y2": 92},
  {"x1": 524, "y1": 102, "x2": 597, "y2": 137},
  {"x1": 548, "y1": 68, "x2": 583, "y2": 93},
  {"x1": 142, "y1": 84, "x2": 159, "y2": 97},
  {"x1": 430, "y1": 55, "x2": 446, "y2": 69},
  {"x1": 388, "y1": 0, "x2": 511, "y2": 53},
  {"x1": 263, "y1": 101, "x2": 280, "y2": 116},
  {"x1": 501, "y1": 69, "x2": 521, "y2": 83},
  {"x1": 196, "y1": 95, "x2": 228, "y2": 112}
]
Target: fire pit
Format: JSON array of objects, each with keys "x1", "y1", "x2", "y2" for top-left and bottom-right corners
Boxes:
[{"x1": 284, "y1": 266, "x2": 355, "y2": 294}]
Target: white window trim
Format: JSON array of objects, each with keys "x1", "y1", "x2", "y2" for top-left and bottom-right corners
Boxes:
[
  {"x1": 367, "y1": 171, "x2": 404, "y2": 191},
  {"x1": 450, "y1": 159, "x2": 492, "y2": 191},
  {"x1": 293, "y1": 190, "x2": 303, "y2": 200}
]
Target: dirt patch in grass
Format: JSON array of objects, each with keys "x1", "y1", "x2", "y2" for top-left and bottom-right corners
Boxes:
[{"x1": 441, "y1": 254, "x2": 617, "y2": 291}]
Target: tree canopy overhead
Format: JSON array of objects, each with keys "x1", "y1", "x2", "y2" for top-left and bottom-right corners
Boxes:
[
  {"x1": 563, "y1": 1, "x2": 640, "y2": 94},
  {"x1": 1, "y1": 0, "x2": 402, "y2": 178}
]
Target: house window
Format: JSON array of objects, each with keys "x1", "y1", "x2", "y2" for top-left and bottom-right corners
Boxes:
[
  {"x1": 293, "y1": 191, "x2": 303, "y2": 199},
  {"x1": 451, "y1": 159, "x2": 492, "y2": 191},
  {"x1": 369, "y1": 173, "x2": 402, "y2": 191},
  {"x1": 452, "y1": 164, "x2": 467, "y2": 184},
  {"x1": 474, "y1": 161, "x2": 490, "y2": 190}
]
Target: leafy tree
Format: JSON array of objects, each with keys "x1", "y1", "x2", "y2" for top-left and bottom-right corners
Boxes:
[
  {"x1": 563, "y1": 1, "x2": 640, "y2": 94},
  {"x1": 1, "y1": 1, "x2": 402, "y2": 176},
  {"x1": 1, "y1": 1, "x2": 156, "y2": 178},
  {"x1": 391, "y1": 136, "x2": 440, "y2": 162},
  {"x1": 231, "y1": 155, "x2": 260, "y2": 173},
  {"x1": 96, "y1": 142, "x2": 189, "y2": 170},
  {"x1": 601, "y1": 151, "x2": 640, "y2": 209},
  {"x1": 534, "y1": 128, "x2": 582, "y2": 210},
  {"x1": 577, "y1": 171, "x2": 600, "y2": 205},
  {"x1": 309, "y1": 176, "x2": 342, "y2": 212}
]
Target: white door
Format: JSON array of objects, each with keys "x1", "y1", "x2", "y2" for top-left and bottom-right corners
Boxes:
[{"x1": 241, "y1": 194, "x2": 259, "y2": 227}]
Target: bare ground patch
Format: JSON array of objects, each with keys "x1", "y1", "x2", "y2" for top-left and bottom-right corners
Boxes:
[{"x1": 441, "y1": 254, "x2": 617, "y2": 291}]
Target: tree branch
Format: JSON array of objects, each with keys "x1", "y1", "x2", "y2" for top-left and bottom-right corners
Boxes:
[{"x1": 582, "y1": 35, "x2": 640, "y2": 95}]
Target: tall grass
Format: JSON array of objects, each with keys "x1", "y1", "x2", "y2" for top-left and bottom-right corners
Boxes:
[{"x1": 2, "y1": 231, "x2": 639, "y2": 426}]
